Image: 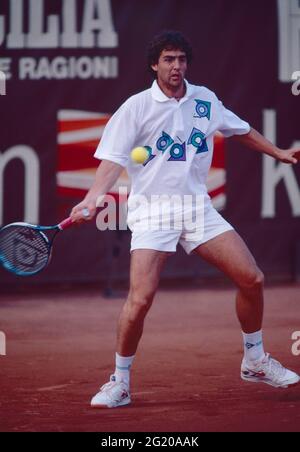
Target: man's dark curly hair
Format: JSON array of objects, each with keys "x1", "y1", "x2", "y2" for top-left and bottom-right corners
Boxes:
[{"x1": 147, "y1": 30, "x2": 193, "y2": 78}]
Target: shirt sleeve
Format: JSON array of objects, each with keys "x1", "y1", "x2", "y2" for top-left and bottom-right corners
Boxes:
[
  {"x1": 94, "y1": 100, "x2": 137, "y2": 168},
  {"x1": 218, "y1": 100, "x2": 251, "y2": 138}
]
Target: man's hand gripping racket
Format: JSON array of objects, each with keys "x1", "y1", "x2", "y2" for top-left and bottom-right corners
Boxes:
[{"x1": 0, "y1": 207, "x2": 92, "y2": 277}]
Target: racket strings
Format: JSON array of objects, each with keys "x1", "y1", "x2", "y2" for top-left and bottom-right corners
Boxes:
[{"x1": 0, "y1": 226, "x2": 50, "y2": 275}]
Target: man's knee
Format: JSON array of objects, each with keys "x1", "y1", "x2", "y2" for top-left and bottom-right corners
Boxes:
[
  {"x1": 239, "y1": 267, "x2": 265, "y2": 291},
  {"x1": 126, "y1": 289, "x2": 155, "y2": 320}
]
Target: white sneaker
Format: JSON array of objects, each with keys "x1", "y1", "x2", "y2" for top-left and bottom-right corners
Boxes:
[
  {"x1": 241, "y1": 353, "x2": 300, "y2": 389},
  {"x1": 91, "y1": 375, "x2": 131, "y2": 408}
]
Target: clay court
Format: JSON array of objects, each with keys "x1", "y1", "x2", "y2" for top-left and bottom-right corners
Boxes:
[{"x1": 0, "y1": 283, "x2": 299, "y2": 432}]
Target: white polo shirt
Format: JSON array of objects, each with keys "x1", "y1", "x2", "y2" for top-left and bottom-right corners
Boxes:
[{"x1": 94, "y1": 80, "x2": 250, "y2": 227}]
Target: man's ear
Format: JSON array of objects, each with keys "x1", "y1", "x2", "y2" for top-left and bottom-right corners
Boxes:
[{"x1": 151, "y1": 64, "x2": 158, "y2": 73}]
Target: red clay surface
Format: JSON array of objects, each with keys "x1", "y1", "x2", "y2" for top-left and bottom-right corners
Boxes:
[{"x1": 0, "y1": 284, "x2": 300, "y2": 432}]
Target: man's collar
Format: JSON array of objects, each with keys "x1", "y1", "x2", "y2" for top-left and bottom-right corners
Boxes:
[{"x1": 151, "y1": 79, "x2": 194, "y2": 102}]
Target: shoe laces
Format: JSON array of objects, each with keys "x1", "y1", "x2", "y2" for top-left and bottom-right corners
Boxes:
[
  {"x1": 100, "y1": 377, "x2": 116, "y2": 392},
  {"x1": 261, "y1": 353, "x2": 286, "y2": 380},
  {"x1": 99, "y1": 375, "x2": 129, "y2": 400}
]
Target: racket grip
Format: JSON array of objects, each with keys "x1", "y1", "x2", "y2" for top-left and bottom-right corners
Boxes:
[{"x1": 58, "y1": 217, "x2": 74, "y2": 230}]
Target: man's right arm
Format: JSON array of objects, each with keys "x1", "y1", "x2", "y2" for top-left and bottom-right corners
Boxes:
[{"x1": 70, "y1": 160, "x2": 124, "y2": 223}]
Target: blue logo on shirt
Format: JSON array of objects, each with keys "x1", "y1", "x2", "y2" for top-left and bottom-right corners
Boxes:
[
  {"x1": 188, "y1": 128, "x2": 208, "y2": 154},
  {"x1": 157, "y1": 131, "x2": 174, "y2": 153},
  {"x1": 142, "y1": 146, "x2": 156, "y2": 166},
  {"x1": 168, "y1": 142, "x2": 186, "y2": 161},
  {"x1": 143, "y1": 128, "x2": 208, "y2": 166},
  {"x1": 194, "y1": 99, "x2": 211, "y2": 120}
]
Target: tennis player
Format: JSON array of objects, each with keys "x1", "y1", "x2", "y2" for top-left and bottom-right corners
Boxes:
[{"x1": 71, "y1": 31, "x2": 300, "y2": 408}]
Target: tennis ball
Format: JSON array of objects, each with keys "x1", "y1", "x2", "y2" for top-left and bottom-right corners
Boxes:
[{"x1": 130, "y1": 146, "x2": 149, "y2": 164}]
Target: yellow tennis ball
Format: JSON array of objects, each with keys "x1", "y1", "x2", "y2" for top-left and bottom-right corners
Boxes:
[{"x1": 130, "y1": 146, "x2": 149, "y2": 164}]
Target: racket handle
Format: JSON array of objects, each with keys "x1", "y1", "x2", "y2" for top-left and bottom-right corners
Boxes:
[{"x1": 58, "y1": 217, "x2": 74, "y2": 230}]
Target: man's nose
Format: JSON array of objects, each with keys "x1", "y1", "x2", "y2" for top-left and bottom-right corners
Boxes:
[{"x1": 173, "y1": 58, "x2": 180, "y2": 70}]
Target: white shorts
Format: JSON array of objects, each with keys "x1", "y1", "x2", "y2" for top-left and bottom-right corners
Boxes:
[{"x1": 130, "y1": 205, "x2": 234, "y2": 255}]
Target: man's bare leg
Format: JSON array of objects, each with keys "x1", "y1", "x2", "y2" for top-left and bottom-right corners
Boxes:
[
  {"x1": 90, "y1": 249, "x2": 170, "y2": 408},
  {"x1": 117, "y1": 249, "x2": 170, "y2": 356},
  {"x1": 192, "y1": 229, "x2": 299, "y2": 388},
  {"x1": 193, "y1": 230, "x2": 264, "y2": 334}
]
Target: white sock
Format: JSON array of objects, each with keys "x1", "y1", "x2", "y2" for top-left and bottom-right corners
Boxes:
[
  {"x1": 114, "y1": 353, "x2": 135, "y2": 386},
  {"x1": 242, "y1": 330, "x2": 265, "y2": 363}
]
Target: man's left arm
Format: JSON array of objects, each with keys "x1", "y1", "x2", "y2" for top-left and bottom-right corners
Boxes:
[{"x1": 231, "y1": 127, "x2": 300, "y2": 164}]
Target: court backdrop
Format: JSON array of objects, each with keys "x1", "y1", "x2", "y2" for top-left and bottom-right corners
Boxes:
[{"x1": 0, "y1": 0, "x2": 299, "y2": 286}]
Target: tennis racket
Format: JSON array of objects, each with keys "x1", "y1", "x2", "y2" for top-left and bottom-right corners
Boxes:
[{"x1": 0, "y1": 215, "x2": 81, "y2": 277}]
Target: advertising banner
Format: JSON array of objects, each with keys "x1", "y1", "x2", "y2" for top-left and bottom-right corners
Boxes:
[{"x1": 0, "y1": 0, "x2": 299, "y2": 286}]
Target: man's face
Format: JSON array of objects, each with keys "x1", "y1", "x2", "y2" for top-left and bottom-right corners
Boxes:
[{"x1": 151, "y1": 49, "x2": 187, "y2": 89}]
